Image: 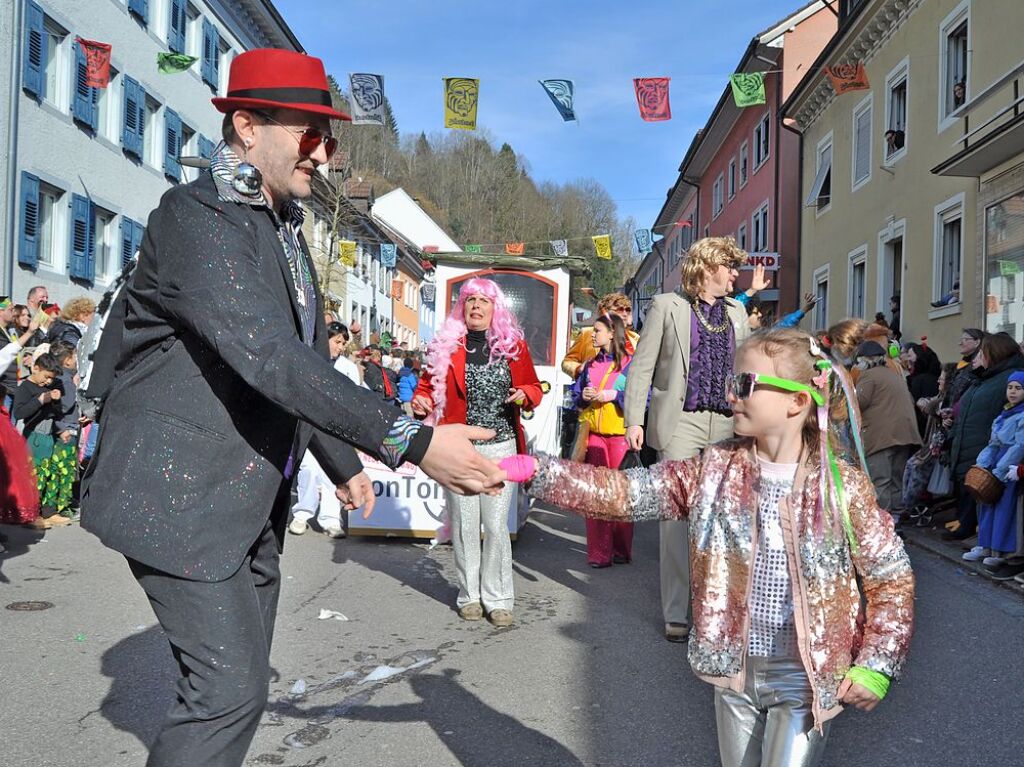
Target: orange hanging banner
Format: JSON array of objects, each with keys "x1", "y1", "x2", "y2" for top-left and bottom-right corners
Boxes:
[
  {"x1": 505, "y1": 242, "x2": 525, "y2": 255},
  {"x1": 824, "y1": 62, "x2": 870, "y2": 95}
]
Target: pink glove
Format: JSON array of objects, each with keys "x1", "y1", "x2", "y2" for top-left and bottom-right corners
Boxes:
[
  {"x1": 596, "y1": 390, "x2": 617, "y2": 403},
  {"x1": 499, "y1": 455, "x2": 537, "y2": 483}
]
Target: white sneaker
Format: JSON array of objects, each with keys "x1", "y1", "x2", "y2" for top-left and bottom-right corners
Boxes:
[
  {"x1": 983, "y1": 555, "x2": 1006, "y2": 567},
  {"x1": 288, "y1": 518, "x2": 308, "y2": 535},
  {"x1": 962, "y1": 546, "x2": 987, "y2": 561},
  {"x1": 322, "y1": 524, "x2": 346, "y2": 539}
]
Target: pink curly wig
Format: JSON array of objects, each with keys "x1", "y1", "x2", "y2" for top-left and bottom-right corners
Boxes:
[{"x1": 425, "y1": 277, "x2": 525, "y2": 420}]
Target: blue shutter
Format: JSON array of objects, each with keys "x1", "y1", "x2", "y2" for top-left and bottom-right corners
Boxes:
[
  {"x1": 19, "y1": 172, "x2": 40, "y2": 268},
  {"x1": 23, "y1": 1, "x2": 44, "y2": 99},
  {"x1": 198, "y1": 134, "x2": 214, "y2": 160},
  {"x1": 201, "y1": 19, "x2": 218, "y2": 89},
  {"x1": 72, "y1": 40, "x2": 97, "y2": 131},
  {"x1": 69, "y1": 194, "x2": 93, "y2": 281},
  {"x1": 128, "y1": 0, "x2": 148, "y2": 25},
  {"x1": 168, "y1": 0, "x2": 186, "y2": 54},
  {"x1": 122, "y1": 76, "x2": 142, "y2": 157},
  {"x1": 119, "y1": 217, "x2": 135, "y2": 268},
  {"x1": 131, "y1": 220, "x2": 146, "y2": 263},
  {"x1": 163, "y1": 108, "x2": 181, "y2": 181}
]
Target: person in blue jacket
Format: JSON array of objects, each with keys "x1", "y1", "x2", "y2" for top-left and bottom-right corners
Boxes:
[
  {"x1": 738, "y1": 291, "x2": 819, "y2": 329},
  {"x1": 398, "y1": 356, "x2": 419, "y2": 416}
]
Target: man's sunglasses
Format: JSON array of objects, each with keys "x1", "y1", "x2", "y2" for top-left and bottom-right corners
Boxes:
[
  {"x1": 726, "y1": 372, "x2": 824, "y2": 407},
  {"x1": 255, "y1": 111, "x2": 338, "y2": 159}
]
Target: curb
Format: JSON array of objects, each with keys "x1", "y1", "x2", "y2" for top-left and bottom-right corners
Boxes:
[{"x1": 902, "y1": 526, "x2": 1024, "y2": 593}]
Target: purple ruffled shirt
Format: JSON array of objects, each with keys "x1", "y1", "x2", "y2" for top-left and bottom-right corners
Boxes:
[{"x1": 684, "y1": 299, "x2": 735, "y2": 413}]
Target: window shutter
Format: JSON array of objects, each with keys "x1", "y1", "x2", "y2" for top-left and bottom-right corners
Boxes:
[
  {"x1": 128, "y1": 0, "x2": 148, "y2": 24},
  {"x1": 73, "y1": 39, "x2": 97, "y2": 130},
  {"x1": 198, "y1": 134, "x2": 215, "y2": 160},
  {"x1": 164, "y1": 108, "x2": 181, "y2": 180},
  {"x1": 201, "y1": 19, "x2": 217, "y2": 88},
  {"x1": 23, "y1": 1, "x2": 44, "y2": 99},
  {"x1": 85, "y1": 201, "x2": 97, "y2": 283},
  {"x1": 854, "y1": 107, "x2": 872, "y2": 183},
  {"x1": 122, "y1": 77, "x2": 142, "y2": 157},
  {"x1": 134, "y1": 81, "x2": 147, "y2": 154},
  {"x1": 119, "y1": 217, "x2": 135, "y2": 268},
  {"x1": 132, "y1": 220, "x2": 146, "y2": 262},
  {"x1": 19, "y1": 172, "x2": 40, "y2": 268},
  {"x1": 70, "y1": 194, "x2": 93, "y2": 280},
  {"x1": 168, "y1": 0, "x2": 186, "y2": 53}
]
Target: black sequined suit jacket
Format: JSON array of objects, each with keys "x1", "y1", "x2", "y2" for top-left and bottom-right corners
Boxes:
[{"x1": 82, "y1": 173, "x2": 406, "y2": 581}]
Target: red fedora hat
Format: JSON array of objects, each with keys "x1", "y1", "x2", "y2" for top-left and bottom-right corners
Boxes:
[{"x1": 212, "y1": 48, "x2": 351, "y2": 121}]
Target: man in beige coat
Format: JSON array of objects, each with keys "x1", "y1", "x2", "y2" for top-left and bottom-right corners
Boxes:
[{"x1": 624, "y1": 237, "x2": 753, "y2": 642}]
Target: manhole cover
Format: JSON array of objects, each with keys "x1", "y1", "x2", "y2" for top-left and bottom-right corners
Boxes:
[{"x1": 6, "y1": 601, "x2": 54, "y2": 611}]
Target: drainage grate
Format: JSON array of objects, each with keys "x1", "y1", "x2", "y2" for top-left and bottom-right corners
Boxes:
[{"x1": 5, "y1": 601, "x2": 54, "y2": 611}]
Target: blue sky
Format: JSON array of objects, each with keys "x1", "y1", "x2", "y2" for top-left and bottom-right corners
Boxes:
[{"x1": 276, "y1": 0, "x2": 803, "y2": 232}]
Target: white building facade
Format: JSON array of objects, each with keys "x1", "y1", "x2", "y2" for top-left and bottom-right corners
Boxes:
[{"x1": 0, "y1": 0, "x2": 302, "y2": 307}]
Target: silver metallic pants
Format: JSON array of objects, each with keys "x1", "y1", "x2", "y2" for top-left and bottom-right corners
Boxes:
[
  {"x1": 714, "y1": 654, "x2": 831, "y2": 767},
  {"x1": 445, "y1": 438, "x2": 517, "y2": 612}
]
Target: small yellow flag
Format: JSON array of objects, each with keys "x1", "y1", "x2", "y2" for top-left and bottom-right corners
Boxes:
[
  {"x1": 592, "y1": 234, "x2": 612, "y2": 260},
  {"x1": 339, "y1": 240, "x2": 357, "y2": 266},
  {"x1": 444, "y1": 77, "x2": 480, "y2": 131}
]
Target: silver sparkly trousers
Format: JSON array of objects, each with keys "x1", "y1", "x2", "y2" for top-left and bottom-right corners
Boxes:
[
  {"x1": 445, "y1": 438, "x2": 517, "y2": 612},
  {"x1": 714, "y1": 654, "x2": 831, "y2": 767}
]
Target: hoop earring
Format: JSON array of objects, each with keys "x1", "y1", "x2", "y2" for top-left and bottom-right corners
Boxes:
[{"x1": 233, "y1": 139, "x2": 263, "y2": 196}]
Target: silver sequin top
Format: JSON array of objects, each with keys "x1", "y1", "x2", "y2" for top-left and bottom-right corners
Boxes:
[
  {"x1": 748, "y1": 458, "x2": 798, "y2": 658},
  {"x1": 465, "y1": 360, "x2": 515, "y2": 444}
]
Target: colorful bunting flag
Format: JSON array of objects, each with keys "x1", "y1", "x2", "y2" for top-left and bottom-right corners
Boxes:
[
  {"x1": 157, "y1": 52, "x2": 198, "y2": 74},
  {"x1": 550, "y1": 239, "x2": 568, "y2": 257},
  {"x1": 422, "y1": 245, "x2": 439, "y2": 253},
  {"x1": 539, "y1": 79, "x2": 576, "y2": 121},
  {"x1": 633, "y1": 78, "x2": 671, "y2": 122},
  {"x1": 465, "y1": 244, "x2": 483, "y2": 254},
  {"x1": 505, "y1": 242, "x2": 525, "y2": 256},
  {"x1": 76, "y1": 38, "x2": 112, "y2": 88},
  {"x1": 634, "y1": 228, "x2": 652, "y2": 254},
  {"x1": 824, "y1": 62, "x2": 870, "y2": 95},
  {"x1": 380, "y1": 243, "x2": 396, "y2": 268},
  {"x1": 444, "y1": 77, "x2": 480, "y2": 131},
  {"x1": 391, "y1": 279, "x2": 403, "y2": 300},
  {"x1": 592, "y1": 235, "x2": 612, "y2": 260},
  {"x1": 349, "y1": 73, "x2": 387, "y2": 126},
  {"x1": 729, "y1": 73, "x2": 766, "y2": 107},
  {"x1": 999, "y1": 260, "x2": 1021, "y2": 277},
  {"x1": 339, "y1": 240, "x2": 357, "y2": 266}
]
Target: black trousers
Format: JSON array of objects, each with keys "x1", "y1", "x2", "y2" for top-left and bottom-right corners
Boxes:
[{"x1": 128, "y1": 518, "x2": 281, "y2": 767}]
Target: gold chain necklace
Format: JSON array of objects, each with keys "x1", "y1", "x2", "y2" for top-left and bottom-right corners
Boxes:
[{"x1": 690, "y1": 299, "x2": 731, "y2": 334}]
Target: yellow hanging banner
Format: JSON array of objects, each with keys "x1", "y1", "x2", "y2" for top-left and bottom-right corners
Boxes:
[
  {"x1": 339, "y1": 240, "x2": 357, "y2": 266},
  {"x1": 444, "y1": 77, "x2": 480, "y2": 130},
  {"x1": 592, "y1": 234, "x2": 612, "y2": 260}
]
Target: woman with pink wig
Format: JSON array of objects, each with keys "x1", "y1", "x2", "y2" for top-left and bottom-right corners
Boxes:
[{"x1": 412, "y1": 277, "x2": 544, "y2": 626}]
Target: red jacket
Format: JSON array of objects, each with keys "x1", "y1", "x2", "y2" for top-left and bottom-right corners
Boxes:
[{"x1": 413, "y1": 339, "x2": 543, "y2": 453}]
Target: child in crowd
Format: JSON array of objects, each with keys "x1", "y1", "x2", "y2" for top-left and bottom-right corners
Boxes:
[
  {"x1": 398, "y1": 357, "x2": 419, "y2": 417},
  {"x1": 498, "y1": 328, "x2": 914, "y2": 767},
  {"x1": 573, "y1": 313, "x2": 634, "y2": 568},
  {"x1": 12, "y1": 352, "x2": 74, "y2": 526},
  {"x1": 963, "y1": 371, "x2": 1024, "y2": 566}
]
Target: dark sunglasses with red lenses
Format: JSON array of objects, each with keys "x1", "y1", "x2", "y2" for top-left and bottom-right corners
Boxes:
[{"x1": 255, "y1": 111, "x2": 338, "y2": 159}]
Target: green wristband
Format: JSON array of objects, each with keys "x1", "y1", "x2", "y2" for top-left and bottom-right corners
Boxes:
[{"x1": 844, "y1": 665, "x2": 890, "y2": 701}]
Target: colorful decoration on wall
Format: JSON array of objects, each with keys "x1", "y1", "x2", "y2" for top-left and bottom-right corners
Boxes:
[
  {"x1": 76, "y1": 38, "x2": 112, "y2": 87},
  {"x1": 729, "y1": 72, "x2": 766, "y2": 107},
  {"x1": 157, "y1": 52, "x2": 198, "y2": 74},
  {"x1": 824, "y1": 62, "x2": 870, "y2": 95},
  {"x1": 633, "y1": 78, "x2": 671, "y2": 121}
]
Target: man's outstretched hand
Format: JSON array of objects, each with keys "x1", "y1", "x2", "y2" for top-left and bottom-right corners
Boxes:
[
  {"x1": 336, "y1": 471, "x2": 376, "y2": 519},
  {"x1": 419, "y1": 424, "x2": 505, "y2": 496}
]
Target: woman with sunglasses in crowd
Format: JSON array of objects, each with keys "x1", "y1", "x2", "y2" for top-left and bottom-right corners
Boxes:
[{"x1": 497, "y1": 327, "x2": 914, "y2": 767}]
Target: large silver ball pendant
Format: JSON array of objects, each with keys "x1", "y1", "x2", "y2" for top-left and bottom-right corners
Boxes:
[{"x1": 232, "y1": 162, "x2": 263, "y2": 196}]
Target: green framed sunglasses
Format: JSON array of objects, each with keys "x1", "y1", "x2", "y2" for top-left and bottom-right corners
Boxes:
[{"x1": 726, "y1": 372, "x2": 825, "y2": 407}]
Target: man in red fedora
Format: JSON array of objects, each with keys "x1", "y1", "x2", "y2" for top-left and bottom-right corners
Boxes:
[{"x1": 81, "y1": 48, "x2": 503, "y2": 767}]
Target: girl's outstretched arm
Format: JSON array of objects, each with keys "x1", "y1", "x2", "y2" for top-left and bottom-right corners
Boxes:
[{"x1": 502, "y1": 453, "x2": 696, "y2": 522}]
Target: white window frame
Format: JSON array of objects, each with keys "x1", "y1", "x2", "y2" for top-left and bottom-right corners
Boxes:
[
  {"x1": 94, "y1": 67, "x2": 121, "y2": 143},
  {"x1": 94, "y1": 205, "x2": 118, "y2": 282},
  {"x1": 808, "y1": 131, "x2": 833, "y2": 216},
  {"x1": 753, "y1": 113, "x2": 770, "y2": 171},
  {"x1": 739, "y1": 141, "x2": 749, "y2": 187},
  {"x1": 143, "y1": 97, "x2": 162, "y2": 169},
  {"x1": 42, "y1": 17, "x2": 70, "y2": 112},
  {"x1": 712, "y1": 173, "x2": 724, "y2": 219},
  {"x1": 931, "y1": 192, "x2": 965, "y2": 318},
  {"x1": 813, "y1": 264, "x2": 830, "y2": 330},
  {"x1": 737, "y1": 222, "x2": 747, "y2": 251},
  {"x1": 728, "y1": 158, "x2": 737, "y2": 199},
  {"x1": 851, "y1": 94, "x2": 873, "y2": 192},
  {"x1": 36, "y1": 180, "x2": 65, "y2": 271},
  {"x1": 847, "y1": 245, "x2": 868, "y2": 318},
  {"x1": 884, "y1": 56, "x2": 910, "y2": 165},
  {"x1": 876, "y1": 217, "x2": 907, "y2": 316},
  {"x1": 185, "y1": 3, "x2": 202, "y2": 59},
  {"x1": 751, "y1": 200, "x2": 769, "y2": 252},
  {"x1": 938, "y1": 0, "x2": 971, "y2": 132}
]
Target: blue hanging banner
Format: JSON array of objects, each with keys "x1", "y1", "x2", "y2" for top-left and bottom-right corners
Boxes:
[
  {"x1": 539, "y1": 79, "x2": 576, "y2": 122},
  {"x1": 634, "y1": 228, "x2": 652, "y2": 254},
  {"x1": 380, "y1": 243, "x2": 397, "y2": 268}
]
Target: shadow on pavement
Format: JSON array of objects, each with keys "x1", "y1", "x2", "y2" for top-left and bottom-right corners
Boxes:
[
  {"x1": 0, "y1": 523, "x2": 46, "y2": 584},
  {"x1": 332, "y1": 536, "x2": 458, "y2": 608}
]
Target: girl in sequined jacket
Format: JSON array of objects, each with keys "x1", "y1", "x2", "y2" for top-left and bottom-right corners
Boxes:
[{"x1": 498, "y1": 327, "x2": 914, "y2": 767}]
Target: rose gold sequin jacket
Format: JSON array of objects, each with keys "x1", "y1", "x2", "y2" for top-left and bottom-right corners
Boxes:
[{"x1": 528, "y1": 438, "x2": 914, "y2": 728}]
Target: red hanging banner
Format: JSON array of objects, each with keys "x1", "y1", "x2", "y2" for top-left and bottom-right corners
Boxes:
[
  {"x1": 824, "y1": 62, "x2": 870, "y2": 95},
  {"x1": 633, "y1": 77, "x2": 672, "y2": 122},
  {"x1": 76, "y1": 38, "x2": 113, "y2": 88},
  {"x1": 504, "y1": 242, "x2": 525, "y2": 255}
]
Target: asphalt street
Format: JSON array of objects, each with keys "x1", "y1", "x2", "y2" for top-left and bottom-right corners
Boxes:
[{"x1": 2, "y1": 505, "x2": 1022, "y2": 767}]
